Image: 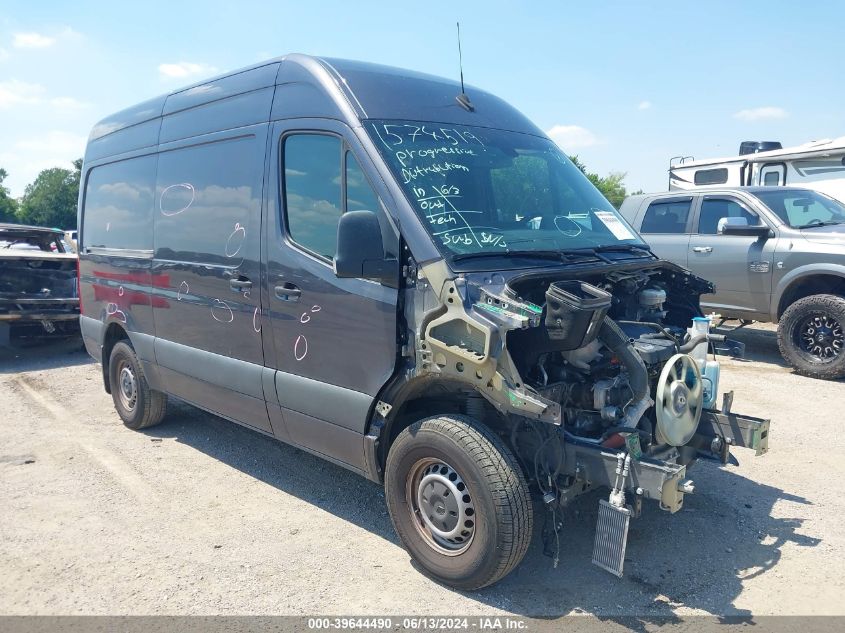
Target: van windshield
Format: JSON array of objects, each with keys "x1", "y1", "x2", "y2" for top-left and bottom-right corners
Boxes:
[{"x1": 366, "y1": 120, "x2": 645, "y2": 262}]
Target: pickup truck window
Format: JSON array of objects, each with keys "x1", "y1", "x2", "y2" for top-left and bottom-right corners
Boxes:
[
  {"x1": 698, "y1": 198, "x2": 760, "y2": 234},
  {"x1": 751, "y1": 189, "x2": 845, "y2": 228},
  {"x1": 641, "y1": 199, "x2": 691, "y2": 234}
]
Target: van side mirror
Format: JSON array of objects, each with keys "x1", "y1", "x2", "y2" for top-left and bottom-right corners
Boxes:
[
  {"x1": 718, "y1": 216, "x2": 772, "y2": 238},
  {"x1": 334, "y1": 210, "x2": 398, "y2": 283}
]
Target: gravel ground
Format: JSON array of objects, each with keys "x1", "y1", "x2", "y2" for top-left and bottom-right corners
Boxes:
[{"x1": 1, "y1": 324, "x2": 844, "y2": 617}]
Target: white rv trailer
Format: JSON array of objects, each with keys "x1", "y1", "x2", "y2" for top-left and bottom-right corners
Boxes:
[{"x1": 669, "y1": 137, "x2": 845, "y2": 202}]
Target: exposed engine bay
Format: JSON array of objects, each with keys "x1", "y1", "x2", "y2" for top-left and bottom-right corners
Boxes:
[
  {"x1": 399, "y1": 259, "x2": 770, "y2": 576},
  {"x1": 505, "y1": 265, "x2": 720, "y2": 454}
]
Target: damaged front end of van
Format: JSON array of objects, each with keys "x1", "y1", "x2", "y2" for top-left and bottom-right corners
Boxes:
[{"x1": 370, "y1": 254, "x2": 769, "y2": 577}]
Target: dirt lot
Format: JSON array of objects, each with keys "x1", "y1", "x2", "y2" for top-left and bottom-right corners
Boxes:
[{"x1": 1, "y1": 324, "x2": 844, "y2": 617}]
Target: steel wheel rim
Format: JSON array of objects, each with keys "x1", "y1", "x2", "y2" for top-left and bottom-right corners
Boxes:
[
  {"x1": 117, "y1": 361, "x2": 138, "y2": 411},
  {"x1": 796, "y1": 313, "x2": 843, "y2": 362},
  {"x1": 406, "y1": 458, "x2": 475, "y2": 556}
]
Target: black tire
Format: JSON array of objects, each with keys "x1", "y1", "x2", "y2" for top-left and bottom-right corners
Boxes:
[
  {"x1": 108, "y1": 340, "x2": 167, "y2": 429},
  {"x1": 384, "y1": 415, "x2": 533, "y2": 590},
  {"x1": 778, "y1": 294, "x2": 845, "y2": 380}
]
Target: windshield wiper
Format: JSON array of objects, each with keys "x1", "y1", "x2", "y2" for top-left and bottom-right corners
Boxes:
[
  {"x1": 451, "y1": 250, "x2": 569, "y2": 263},
  {"x1": 592, "y1": 244, "x2": 653, "y2": 254},
  {"x1": 559, "y1": 244, "x2": 653, "y2": 262},
  {"x1": 795, "y1": 220, "x2": 844, "y2": 229}
]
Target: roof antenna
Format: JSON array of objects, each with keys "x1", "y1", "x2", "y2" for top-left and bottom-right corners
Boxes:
[{"x1": 455, "y1": 22, "x2": 474, "y2": 112}]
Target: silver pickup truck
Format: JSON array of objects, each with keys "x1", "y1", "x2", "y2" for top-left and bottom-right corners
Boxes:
[{"x1": 619, "y1": 186, "x2": 845, "y2": 379}]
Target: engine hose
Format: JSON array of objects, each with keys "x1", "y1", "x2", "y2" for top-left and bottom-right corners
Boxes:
[
  {"x1": 678, "y1": 332, "x2": 727, "y2": 353},
  {"x1": 598, "y1": 316, "x2": 653, "y2": 429}
]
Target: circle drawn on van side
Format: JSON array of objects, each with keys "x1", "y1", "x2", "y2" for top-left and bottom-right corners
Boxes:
[
  {"x1": 225, "y1": 222, "x2": 246, "y2": 258},
  {"x1": 160, "y1": 183, "x2": 195, "y2": 216},
  {"x1": 252, "y1": 307, "x2": 261, "y2": 333},
  {"x1": 294, "y1": 335, "x2": 308, "y2": 361},
  {"x1": 177, "y1": 281, "x2": 189, "y2": 301},
  {"x1": 105, "y1": 302, "x2": 127, "y2": 323},
  {"x1": 210, "y1": 298, "x2": 234, "y2": 323}
]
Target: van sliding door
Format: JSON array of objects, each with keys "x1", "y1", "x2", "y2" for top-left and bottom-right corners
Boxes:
[{"x1": 151, "y1": 125, "x2": 272, "y2": 434}]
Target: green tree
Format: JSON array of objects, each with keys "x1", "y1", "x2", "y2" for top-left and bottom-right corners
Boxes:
[
  {"x1": 16, "y1": 159, "x2": 82, "y2": 229},
  {"x1": 0, "y1": 168, "x2": 19, "y2": 223},
  {"x1": 569, "y1": 155, "x2": 630, "y2": 209}
]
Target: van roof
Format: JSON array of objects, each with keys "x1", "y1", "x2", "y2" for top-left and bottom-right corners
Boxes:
[{"x1": 86, "y1": 54, "x2": 543, "y2": 162}]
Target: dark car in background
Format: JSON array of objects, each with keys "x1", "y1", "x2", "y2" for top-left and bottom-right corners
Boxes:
[{"x1": 0, "y1": 223, "x2": 80, "y2": 344}]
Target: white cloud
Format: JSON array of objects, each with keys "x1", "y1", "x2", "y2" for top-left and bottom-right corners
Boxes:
[
  {"x1": 637, "y1": 100, "x2": 652, "y2": 110},
  {"x1": 0, "y1": 131, "x2": 87, "y2": 196},
  {"x1": 158, "y1": 61, "x2": 217, "y2": 79},
  {"x1": 546, "y1": 124, "x2": 601, "y2": 149},
  {"x1": 50, "y1": 96, "x2": 89, "y2": 111},
  {"x1": 0, "y1": 80, "x2": 46, "y2": 108},
  {"x1": 733, "y1": 106, "x2": 788, "y2": 122},
  {"x1": 15, "y1": 130, "x2": 87, "y2": 155},
  {"x1": 13, "y1": 32, "x2": 55, "y2": 49},
  {"x1": 0, "y1": 81, "x2": 84, "y2": 112}
]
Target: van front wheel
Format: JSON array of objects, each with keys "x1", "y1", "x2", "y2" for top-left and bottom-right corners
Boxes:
[
  {"x1": 384, "y1": 415, "x2": 533, "y2": 589},
  {"x1": 108, "y1": 341, "x2": 167, "y2": 430}
]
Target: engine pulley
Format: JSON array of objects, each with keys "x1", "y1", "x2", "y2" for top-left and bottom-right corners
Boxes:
[{"x1": 655, "y1": 354, "x2": 703, "y2": 446}]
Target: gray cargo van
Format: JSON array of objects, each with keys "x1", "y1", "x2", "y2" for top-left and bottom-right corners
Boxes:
[{"x1": 79, "y1": 54, "x2": 769, "y2": 588}]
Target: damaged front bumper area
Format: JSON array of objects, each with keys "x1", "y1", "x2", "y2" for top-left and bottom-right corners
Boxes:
[
  {"x1": 565, "y1": 405, "x2": 770, "y2": 516},
  {"x1": 403, "y1": 258, "x2": 771, "y2": 577}
]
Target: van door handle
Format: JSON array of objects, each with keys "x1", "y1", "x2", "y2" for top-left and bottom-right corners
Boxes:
[
  {"x1": 274, "y1": 282, "x2": 301, "y2": 302},
  {"x1": 229, "y1": 277, "x2": 253, "y2": 292},
  {"x1": 692, "y1": 246, "x2": 713, "y2": 253}
]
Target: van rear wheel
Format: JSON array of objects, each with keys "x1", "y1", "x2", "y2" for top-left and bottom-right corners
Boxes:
[
  {"x1": 778, "y1": 294, "x2": 845, "y2": 380},
  {"x1": 384, "y1": 415, "x2": 533, "y2": 589},
  {"x1": 108, "y1": 341, "x2": 167, "y2": 430}
]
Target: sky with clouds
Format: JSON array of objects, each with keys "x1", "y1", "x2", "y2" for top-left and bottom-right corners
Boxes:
[{"x1": 1, "y1": 0, "x2": 843, "y2": 198}]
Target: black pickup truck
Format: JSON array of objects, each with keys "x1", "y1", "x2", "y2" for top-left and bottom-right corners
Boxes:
[{"x1": 0, "y1": 223, "x2": 79, "y2": 344}]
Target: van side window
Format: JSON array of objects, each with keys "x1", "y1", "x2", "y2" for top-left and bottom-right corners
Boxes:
[
  {"x1": 284, "y1": 135, "x2": 343, "y2": 259},
  {"x1": 82, "y1": 155, "x2": 157, "y2": 250},
  {"x1": 346, "y1": 150, "x2": 398, "y2": 258},
  {"x1": 698, "y1": 198, "x2": 760, "y2": 234},
  {"x1": 345, "y1": 152, "x2": 380, "y2": 213},
  {"x1": 155, "y1": 135, "x2": 262, "y2": 265},
  {"x1": 694, "y1": 168, "x2": 729, "y2": 185},
  {"x1": 640, "y1": 199, "x2": 691, "y2": 234}
]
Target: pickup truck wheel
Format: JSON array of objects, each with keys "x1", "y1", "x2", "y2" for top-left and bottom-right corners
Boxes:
[
  {"x1": 384, "y1": 415, "x2": 533, "y2": 589},
  {"x1": 108, "y1": 341, "x2": 167, "y2": 429},
  {"x1": 778, "y1": 294, "x2": 845, "y2": 380}
]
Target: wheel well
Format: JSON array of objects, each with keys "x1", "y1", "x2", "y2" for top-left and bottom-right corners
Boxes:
[
  {"x1": 778, "y1": 275, "x2": 845, "y2": 319},
  {"x1": 101, "y1": 323, "x2": 130, "y2": 393},
  {"x1": 379, "y1": 382, "x2": 506, "y2": 471}
]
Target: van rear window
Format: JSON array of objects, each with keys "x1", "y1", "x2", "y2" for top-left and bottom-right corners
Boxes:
[{"x1": 82, "y1": 156, "x2": 157, "y2": 250}]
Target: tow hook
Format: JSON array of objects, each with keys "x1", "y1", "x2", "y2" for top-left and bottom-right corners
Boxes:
[{"x1": 677, "y1": 479, "x2": 695, "y2": 494}]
